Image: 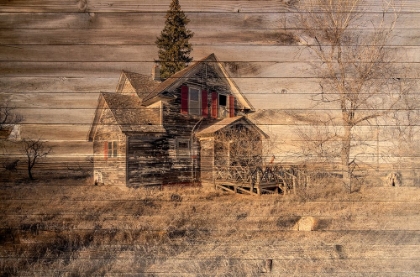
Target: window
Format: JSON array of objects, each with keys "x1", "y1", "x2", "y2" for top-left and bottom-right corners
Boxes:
[
  {"x1": 212, "y1": 93, "x2": 235, "y2": 119},
  {"x1": 181, "y1": 85, "x2": 208, "y2": 117},
  {"x1": 181, "y1": 85, "x2": 235, "y2": 118},
  {"x1": 218, "y1": 94, "x2": 227, "y2": 118},
  {"x1": 189, "y1": 87, "x2": 201, "y2": 115},
  {"x1": 176, "y1": 138, "x2": 190, "y2": 160},
  {"x1": 108, "y1": 141, "x2": 118, "y2": 158},
  {"x1": 219, "y1": 94, "x2": 227, "y2": 106}
]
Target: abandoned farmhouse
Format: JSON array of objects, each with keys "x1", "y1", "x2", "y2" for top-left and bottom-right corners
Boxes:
[{"x1": 88, "y1": 54, "x2": 268, "y2": 187}]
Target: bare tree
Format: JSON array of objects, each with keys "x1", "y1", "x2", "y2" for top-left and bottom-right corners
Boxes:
[
  {"x1": 0, "y1": 97, "x2": 22, "y2": 131},
  {"x1": 386, "y1": 76, "x2": 420, "y2": 183},
  {"x1": 296, "y1": 115, "x2": 341, "y2": 165},
  {"x1": 294, "y1": 0, "x2": 404, "y2": 191},
  {"x1": 391, "y1": 77, "x2": 419, "y2": 148},
  {"x1": 0, "y1": 97, "x2": 22, "y2": 160},
  {"x1": 22, "y1": 139, "x2": 52, "y2": 180}
]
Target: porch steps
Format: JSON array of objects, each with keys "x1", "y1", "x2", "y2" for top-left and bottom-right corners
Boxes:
[{"x1": 215, "y1": 180, "x2": 283, "y2": 195}]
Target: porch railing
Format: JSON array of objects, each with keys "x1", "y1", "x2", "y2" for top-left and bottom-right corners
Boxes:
[{"x1": 214, "y1": 165, "x2": 300, "y2": 190}]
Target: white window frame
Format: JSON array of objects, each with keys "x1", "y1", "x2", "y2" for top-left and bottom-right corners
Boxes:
[
  {"x1": 108, "y1": 141, "x2": 118, "y2": 158},
  {"x1": 188, "y1": 87, "x2": 201, "y2": 116}
]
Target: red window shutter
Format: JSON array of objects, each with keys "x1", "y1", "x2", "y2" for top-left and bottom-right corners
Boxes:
[
  {"x1": 202, "y1": 90, "x2": 208, "y2": 117},
  {"x1": 229, "y1": 95, "x2": 235, "y2": 117},
  {"x1": 181, "y1": 85, "x2": 188, "y2": 114},
  {"x1": 211, "y1": 92, "x2": 218, "y2": 119},
  {"x1": 104, "y1": 141, "x2": 108, "y2": 160}
]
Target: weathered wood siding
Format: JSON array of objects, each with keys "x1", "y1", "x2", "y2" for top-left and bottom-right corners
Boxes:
[
  {"x1": 199, "y1": 138, "x2": 215, "y2": 182},
  {"x1": 126, "y1": 134, "x2": 167, "y2": 187},
  {"x1": 126, "y1": 132, "x2": 199, "y2": 186},
  {"x1": 95, "y1": 60, "x2": 243, "y2": 187},
  {"x1": 159, "y1": 62, "x2": 243, "y2": 184},
  {"x1": 160, "y1": 62, "x2": 242, "y2": 128},
  {"x1": 92, "y1": 106, "x2": 126, "y2": 186}
]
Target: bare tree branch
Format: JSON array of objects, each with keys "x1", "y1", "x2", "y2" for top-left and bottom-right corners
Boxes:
[
  {"x1": 0, "y1": 98, "x2": 22, "y2": 130},
  {"x1": 21, "y1": 138, "x2": 52, "y2": 180},
  {"x1": 293, "y1": 0, "x2": 405, "y2": 191}
]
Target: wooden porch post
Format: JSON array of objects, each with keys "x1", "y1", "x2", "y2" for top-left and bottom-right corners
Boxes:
[{"x1": 256, "y1": 169, "x2": 261, "y2": 195}]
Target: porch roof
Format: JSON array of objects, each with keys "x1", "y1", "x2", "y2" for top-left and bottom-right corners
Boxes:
[{"x1": 196, "y1": 116, "x2": 268, "y2": 138}]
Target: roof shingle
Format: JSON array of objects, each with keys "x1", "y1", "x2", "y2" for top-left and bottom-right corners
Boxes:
[
  {"x1": 102, "y1": 93, "x2": 165, "y2": 133},
  {"x1": 121, "y1": 71, "x2": 161, "y2": 98}
]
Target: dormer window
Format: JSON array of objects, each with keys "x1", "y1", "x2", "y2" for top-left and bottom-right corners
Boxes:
[
  {"x1": 211, "y1": 92, "x2": 236, "y2": 119},
  {"x1": 181, "y1": 85, "x2": 235, "y2": 118},
  {"x1": 181, "y1": 85, "x2": 208, "y2": 117},
  {"x1": 189, "y1": 87, "x2": 201, "y2": 115},
  {"x1": 218, "y1": 94, "x2": 227, "y2": 118}
]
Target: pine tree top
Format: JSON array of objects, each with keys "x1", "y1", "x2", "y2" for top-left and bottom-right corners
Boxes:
[{"x1": 155, "y1": 0, "x2": 194, "y2": 80}]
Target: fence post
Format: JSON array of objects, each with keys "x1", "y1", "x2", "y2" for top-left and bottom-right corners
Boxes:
[{"x1": 256, "y1": 169, "x2": 261, "y2": 195}]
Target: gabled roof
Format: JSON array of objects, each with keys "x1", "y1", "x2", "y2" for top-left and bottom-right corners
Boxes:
[
  {"x1": 143, "y1": 56, "x2": 207, "y2": 102},
  {"x1": 88, "y1": 93, "x2": 165, "y2": 141},
  {"x1": 88, "y1": 53, "x2": 256, "y2": 141},
  {"x1": 117, "y1": 71, "x2": 160, "y2": 97},
  {"x1": 196, "y1": 116, "x2": 268, "y2": 138},
  {"x1": 142, "y1": 53, "x2": 255, "y2": 111}
]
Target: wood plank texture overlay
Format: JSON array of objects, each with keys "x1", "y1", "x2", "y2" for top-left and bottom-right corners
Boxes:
[{"x1": 1, "y1": 0, "x2": 420, "y2": 275}]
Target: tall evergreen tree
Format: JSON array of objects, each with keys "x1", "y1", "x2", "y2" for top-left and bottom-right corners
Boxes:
[{"x1": 155, "y1": 0, "x2": 194, "y2": 79}]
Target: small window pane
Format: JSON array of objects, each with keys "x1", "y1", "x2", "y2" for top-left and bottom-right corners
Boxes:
[
  {"x1": 107, "y1": 141, "x2": 118, "y2": 157},
  {"x1": 218, "y1": 94, "x2": 228, "y2": 118},
  {"x1": 219, "y1": 94, "x2": 227, "y2": 106},
  {"x1": 190, "y1": 88, "x2": 199, "y2": 101},
  {"x1": 108, "y1": 142, "x2": 112, "y2": 157},
  {"x1": 189, "y1": 88, "x2": 201, "y2": 115},
  {"x1": 113, "y1": 141, "x2": 118, "y2": 157},
  {"x1": 177, "y1": 138, "x2": 190, "y2": 159},
  {"x1": 178, "y1": 141, "x2": 189, "y2": 149}
]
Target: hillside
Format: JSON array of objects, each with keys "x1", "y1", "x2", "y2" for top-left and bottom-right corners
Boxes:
[{"x1": 1, "y1": 176, "x2": 419, "y2": 276}]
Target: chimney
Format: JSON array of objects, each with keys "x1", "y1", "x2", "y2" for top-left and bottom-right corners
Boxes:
[{"x1": 152, "y1": 64, "x2": 161, "y2": 81}]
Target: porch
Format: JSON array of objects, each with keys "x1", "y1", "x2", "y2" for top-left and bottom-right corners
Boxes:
[{"x1": 213, "y1": 165, "x2": 301, "y2": 195}]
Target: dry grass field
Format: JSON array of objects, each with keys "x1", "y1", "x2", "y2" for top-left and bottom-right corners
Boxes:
[
  {"x1": 1, "y1": 169, "x2": 420, "y2": 276},
  {"x1": 2, "y1": 0, "x2": 420, "y2": 275}
]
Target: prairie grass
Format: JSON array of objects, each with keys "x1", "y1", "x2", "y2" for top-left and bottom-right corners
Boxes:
[{"x1": 1, "y1": 174, "x2": 420, "y2": 275}]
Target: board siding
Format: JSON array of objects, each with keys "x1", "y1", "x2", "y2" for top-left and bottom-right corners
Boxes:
[{"x1": 1, "y1": 0, "x2": 420, "y2": 275}]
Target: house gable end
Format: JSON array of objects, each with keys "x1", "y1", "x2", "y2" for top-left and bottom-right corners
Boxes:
[
  {"x1": 119, "y1": 78, "x2": 136, "y2": 95},
  {"x1": 88, "y1": 94, "x2": 106, "y2": 142},
  {"x1": 142, "y1": 54, "x2": 253, "y2": 112},
  {"x1": 116, "y1": 72, "x2": 128, "y2": 93},
  {"x1": 215, "y1": 60, "x2": 254, "y2": 112},
  {"x1": 88, "y1": 94, "x2": 123, "y2": 142},
  {"x1": 117, "y1": 71, "x2": 161, "y2": 99}
]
